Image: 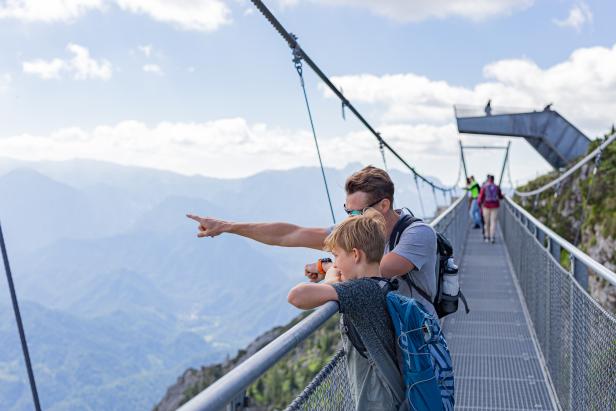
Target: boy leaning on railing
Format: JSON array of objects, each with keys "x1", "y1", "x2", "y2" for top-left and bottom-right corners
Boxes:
[{"x1": 287, "y1": 209, "x2": 407, "y2": 410}]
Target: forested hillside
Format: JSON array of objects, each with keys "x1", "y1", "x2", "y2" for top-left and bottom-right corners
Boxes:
[
  {"x1": 515, "y1": 129, "x2": 616, "y2": 313},
  {"x1": 154, "y1": 312, "x2": 341, "y2": 411}
]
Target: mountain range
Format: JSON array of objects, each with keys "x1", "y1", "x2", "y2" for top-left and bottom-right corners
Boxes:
[{"x1": 0, "y1": 157, "x2": 445, "y2": 410}]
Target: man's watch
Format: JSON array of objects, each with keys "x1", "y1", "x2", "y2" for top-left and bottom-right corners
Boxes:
[{"x1": 317, "y1": 258, "x2": 332, "y2": 275}]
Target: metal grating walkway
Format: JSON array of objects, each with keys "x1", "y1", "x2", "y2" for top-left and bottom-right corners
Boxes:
[{"x1": 444, "y1": 227, "x2": 557, "y2": 411}]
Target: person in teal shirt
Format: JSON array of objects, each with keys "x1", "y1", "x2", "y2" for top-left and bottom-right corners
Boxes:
[{"x1": 465, "y1": 176, "x2": 482, "y2": 229}]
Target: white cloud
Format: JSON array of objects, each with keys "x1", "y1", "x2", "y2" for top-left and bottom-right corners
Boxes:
[
  {"x1": 554, "y1": 3, "x2": 592, "y2": 31},
  {"x1": 115, "y1": 0, "x2": 231, "y2": 31},
  {"x1": 22, "y1": 58, "x2": 66, "y2": 79},
  {"x1": 0, "y1": 0, "x2": 103, "y2": 22},
  {"x1": 66, "y1": 43, "x2": 112, "y2": 79},
  {"x1": 138, "y1": 44, "x2": 152, "y2": 57},
  {"x1": 0, "y1": 118, "x2": 463, "y2": 179},
  {"x1": 22, "y1": 44, "x2": 112, "y2": 80},
  {"x1": 142, "y1": 64, "x2": 163, "y2": 75},
  {"x1": 1, "y1": 0, "x2": 231, "y2": 32},
  {"x1": 284, "y1": 0, "x2": 534, "y2": 22},
  {"x1": 321, "y1": 43, "x2": 616, "y2": 136}
]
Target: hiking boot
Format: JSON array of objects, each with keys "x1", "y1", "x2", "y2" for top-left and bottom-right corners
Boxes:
[{"x1": 491, "y1": 237, "x2": 495, "y2": 244}]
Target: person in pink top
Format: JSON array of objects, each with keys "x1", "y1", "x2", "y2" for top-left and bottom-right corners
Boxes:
[{"x1": 478, "y1": 175, "x2": 503, "y2": 244}]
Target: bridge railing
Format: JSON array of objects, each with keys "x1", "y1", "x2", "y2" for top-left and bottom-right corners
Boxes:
[
  {"x1": 501, "y1": 197, "x2": 616, "y2": 411},
  {"x1": 179, "y1": 195, "x2": 469, "y2": 411}
]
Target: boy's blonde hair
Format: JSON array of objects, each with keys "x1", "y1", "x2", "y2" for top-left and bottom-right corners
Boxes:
[{"x1": 324, "y1": 209, "x2": 386, "y2": 263}]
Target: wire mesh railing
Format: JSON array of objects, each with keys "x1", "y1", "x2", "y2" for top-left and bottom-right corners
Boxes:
[
  {"x1": 286, "y1": 196, "x2": 469, "y2": 409},
  {"x1": 501, "y1": 197, "x2": 616, "y2": 411},
  {"x1": 285, "y1": 349, "x2": 354, "y2": 411}
]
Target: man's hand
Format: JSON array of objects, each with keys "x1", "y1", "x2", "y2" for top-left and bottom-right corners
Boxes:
[
  {"x1": 187, "y1": 214, "x2": 229, "y2": 238},
  {"x1": 323, "y1": 267, "x2": 342, "y2": 284}
]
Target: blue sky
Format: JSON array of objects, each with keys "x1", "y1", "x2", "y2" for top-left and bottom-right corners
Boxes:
[{"x1": 0, "y1": 0, "x2": 615, "y2": 185}]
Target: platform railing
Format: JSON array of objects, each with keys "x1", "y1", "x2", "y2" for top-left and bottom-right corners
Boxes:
[
  {"x1": 501, "y1": 197, "x2": 616, "y2": 411},
  {"x1": 178, "y1": 195, "x2": 469, "y2": 411}
]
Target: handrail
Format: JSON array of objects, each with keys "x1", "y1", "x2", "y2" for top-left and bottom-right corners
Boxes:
[
  {"x1": 178, "y1": 301, "x2": 339, "y2": 411},
  {"x1": 431, "y1": 195, "x2": 464, "y2": 228},
  {"x1": 180, "y1": 197, "x2": 466, "y2": 411},
  {"x1": 515, "y1": 132, "x2": 616, "y2": 197},
  {"x1": 505, "y1": 196, "x2": 616, "y2": 285}
]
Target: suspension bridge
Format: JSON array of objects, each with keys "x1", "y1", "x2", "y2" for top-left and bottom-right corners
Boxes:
[
  {"x1": 173, "y1": 2, "x2": 616, "y2": 410},
  {"x1": 3, "y1": 1, "x2": 616, "y2": 410}
]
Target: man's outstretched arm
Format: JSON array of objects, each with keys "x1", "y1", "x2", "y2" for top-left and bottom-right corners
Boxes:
[{"x1": 187, "y1": 214, "x2": 328, "y2": 250}]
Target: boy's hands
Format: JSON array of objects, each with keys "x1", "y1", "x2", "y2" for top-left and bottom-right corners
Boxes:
[
  {"x1": 304, "y1": 262, "x2": 324, "y2": 282},
  {"x1": 304, "y1": 260, "x2": 334, "y2": 282},
  {"x1": 323, "y1": 267, "x2": 342, "y2": 284}
]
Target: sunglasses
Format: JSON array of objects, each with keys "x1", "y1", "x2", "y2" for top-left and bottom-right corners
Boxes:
[{"x1": 343, "y1": 198, "x2": 384, "y2": 216}]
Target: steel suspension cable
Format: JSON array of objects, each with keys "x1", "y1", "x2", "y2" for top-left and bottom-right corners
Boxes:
[
  {"x1": 378, "y1": 140, "x2": 388, "y2": 172},
  {"x1": 1, "y1": 221, "x2": 42, "y2": 411},
  {"x1": 414, "y1": 175, "x2": 426, "y2": 218},
  {"x1": 515, "y1": 132, "x2": 616, "y2": 197},
  {"x1": 293, "y1": 51, "x2": 336, "y2": 224},
  {"x1": 249, "y1": 0, "x2": 455, "y2": 194},
  {"x1": 431, "y1": 186, "x2": 439, "y2": 211}
]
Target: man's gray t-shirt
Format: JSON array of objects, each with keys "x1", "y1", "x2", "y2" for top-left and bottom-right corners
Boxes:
[{"x1": 386, "y1": 212, "x2": 438, "y2": 316}]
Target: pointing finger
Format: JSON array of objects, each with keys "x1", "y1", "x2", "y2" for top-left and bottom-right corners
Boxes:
[{"x1": 186, "y1": 214, "x2": 203, "y2": 222}]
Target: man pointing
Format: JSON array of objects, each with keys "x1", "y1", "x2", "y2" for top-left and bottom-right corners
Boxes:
[{"x1": 187, "y1": 166, "x2": 438, "y2": 315}]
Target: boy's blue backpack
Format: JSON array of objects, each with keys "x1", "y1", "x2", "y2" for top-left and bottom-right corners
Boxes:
[
  {"x1": 343, "y1": 278, "x2": 455, "y2": 410},
  {"x1": 385, "y1": 283, "x2": 455, "y2": 411}
]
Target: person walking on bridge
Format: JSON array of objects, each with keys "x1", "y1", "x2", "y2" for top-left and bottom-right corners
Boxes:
[
  {"x1": 187, "y1": 166, "x2": 439, "y2": 316},
  {"x1": 478, "y1": 174, "x2": 503, "y2": 244},
  {"x1": 465, "y1": 176, "x2": 482, "y2": 229}
]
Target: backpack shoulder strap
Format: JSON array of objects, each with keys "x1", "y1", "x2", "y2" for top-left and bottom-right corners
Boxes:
[
  {"x1": 388, "y1": 213, "x2": 423, "y2": 252},
  {"x1": 342, "y1": 278, "x2": 399, "y2": 359},
  {"x1": 388, "y1": 214, "x2": 435, "y2": 305},
  {"x1": 403, "y1": 275, "x2": 433, "y2": 304},
  {"x1": 369, "y1": 277, "x2": 399, "y2": 292}
]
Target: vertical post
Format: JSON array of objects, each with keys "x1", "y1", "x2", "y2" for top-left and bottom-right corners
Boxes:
[
  {"x1": 226, "y1": 390, "x2": 246, "y2": 411},
  {"x1": 0, "y1": 222, "x2": 42, "y2": 411},
  {"x1": 570, "y1": 256, "x2": 589, "y2": 291},
  {"x1": 568, "y1": 255, "x2": 588, "y2": 409},
  {"x1": 498, "y1": 141, "x2": 511, "y2": 186},
  {"x1": 548, "y1": 237, "x2": 561, "y2": 263},
  {"x1": 526, "y1": 219, "x2": 533, "y2": 233},
  {"x1": 459, "y1": 140, "x2": 468, "y2": 181},
  {"x1": 536, "y1": 228, "x2": 546, "y2": 247}
]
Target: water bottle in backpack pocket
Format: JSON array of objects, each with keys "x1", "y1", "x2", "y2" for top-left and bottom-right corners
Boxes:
[{"x1": 391, "y1": 216, "x2": 469, "y2": 319}]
